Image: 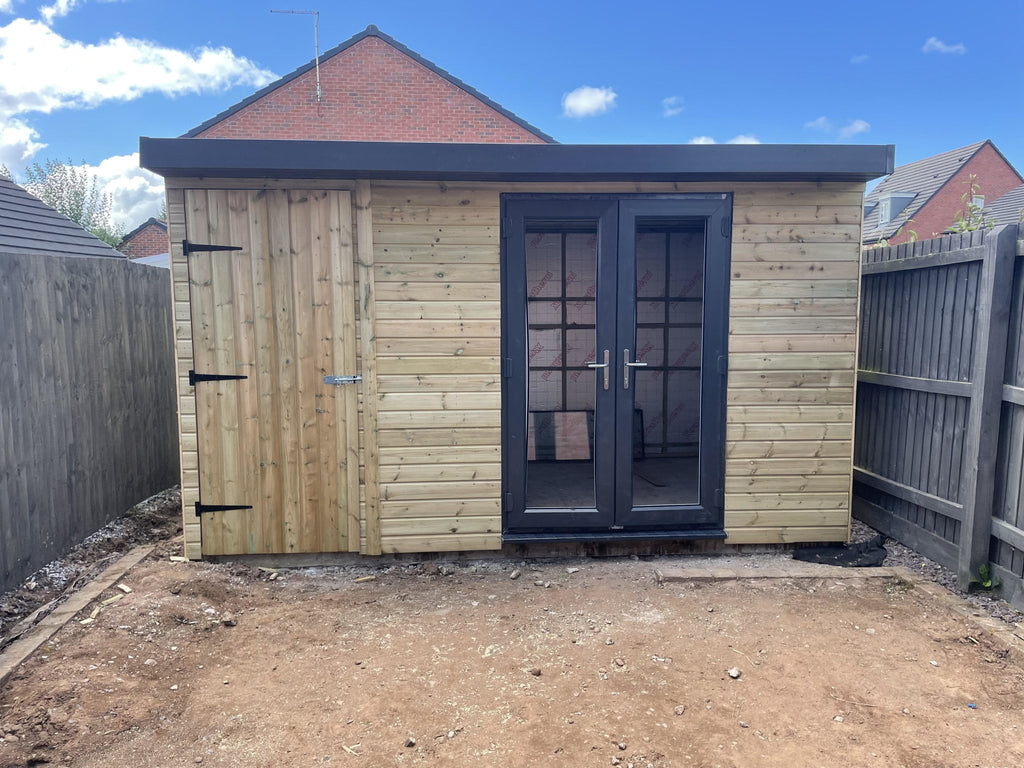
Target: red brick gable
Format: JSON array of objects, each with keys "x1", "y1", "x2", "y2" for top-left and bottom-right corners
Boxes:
[
  {"x1": 903, "y1": 143, "x2": 1022, "y2": 242},
  {"x1": 194, "y1": 35, "x2": 549, "y2": 144},
  {"x1": 119, "y1": 219, "x2": 168, "y2": 258}
]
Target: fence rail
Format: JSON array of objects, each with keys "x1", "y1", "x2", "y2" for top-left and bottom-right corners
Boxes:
[
  {"x1": 855, "y1": 224, "x2": 1024, "y2": 608},
  {"x1": 0, "y1": 253, "x2": 179, "y2": 593}
]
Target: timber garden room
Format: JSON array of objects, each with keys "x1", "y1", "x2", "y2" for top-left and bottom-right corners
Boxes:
[{"x1": 140, "y1": 138, "x2": 893, "y2": 560}]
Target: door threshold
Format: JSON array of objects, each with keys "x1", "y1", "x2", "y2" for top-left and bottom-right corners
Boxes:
[{"x1": 502, "y1": 529, "x2": 727, "y2": 544}]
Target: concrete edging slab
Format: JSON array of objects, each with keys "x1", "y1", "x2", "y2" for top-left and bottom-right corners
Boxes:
[{"x1": 0, "y1": 546, "x2": 155, "y2": 687}]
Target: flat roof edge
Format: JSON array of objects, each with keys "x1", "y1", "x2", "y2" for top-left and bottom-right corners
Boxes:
[{"x1": 140, "y1": 138, "x2": 895, "y2": 183}]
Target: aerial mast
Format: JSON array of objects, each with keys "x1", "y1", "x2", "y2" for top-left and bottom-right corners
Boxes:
[{"x1": 270, "y1": 9, "x2": 322, "y2": 102}]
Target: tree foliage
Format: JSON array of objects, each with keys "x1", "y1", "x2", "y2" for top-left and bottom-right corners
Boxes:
[
  {"x1": 949, "y1": 174, "x2": 996, "y2": 234},
  {"x1": 22, "y1": 158, "x2": 124, "y2": 246}
]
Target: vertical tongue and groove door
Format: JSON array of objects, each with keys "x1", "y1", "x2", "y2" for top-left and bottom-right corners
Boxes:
[
  {"x1": 503, "y1": 195, "x2": 730, "y2": 538},
  {"x1": 185, "y1": 189, "x2": 360, "y2": 555}
]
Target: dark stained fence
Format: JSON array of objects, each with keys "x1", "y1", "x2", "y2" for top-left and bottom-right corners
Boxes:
[
  {"x1": 0, "y1": 253, "x2": 178, "y2": 593},
  {"x1": 854, "y1": 224, "x2": 1024, "y2": 607}
]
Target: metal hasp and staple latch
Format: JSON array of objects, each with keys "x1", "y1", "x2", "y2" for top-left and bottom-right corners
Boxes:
[{"x1": 324, "y1": 374, "x2": 362, "y2": 386}]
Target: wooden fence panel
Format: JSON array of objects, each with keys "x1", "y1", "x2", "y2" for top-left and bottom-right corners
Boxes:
[
  {"x1": 0, "y1": 253, "x2": 179, "y2": 593},
  {"x1": 992, "y1": 245, "x2": 1024, "y2": 594},
  {"x1": 855, "y1": 225, "x2": 1024, "y2": 608}
]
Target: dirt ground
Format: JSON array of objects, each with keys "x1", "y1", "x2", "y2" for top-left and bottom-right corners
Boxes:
[{"x1": 2, "y1": 553, "x2": 1023, "y2": 768}]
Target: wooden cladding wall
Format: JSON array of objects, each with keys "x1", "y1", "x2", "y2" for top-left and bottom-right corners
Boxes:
[
  {"x1": 0, "y1": 253, "x2": 178, "y2": 592},
  {"x1": 169, "y1": 178, "x2": 866, "y2": 558},
  {"x1": 854, "y1": 225, "x2": 1024, "y2": 607},
  {"x1": 370, "y1": 183, "x2": 503, "y2": 553}
]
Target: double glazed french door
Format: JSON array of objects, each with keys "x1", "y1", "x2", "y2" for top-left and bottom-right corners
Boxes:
[{"x1": 502, "y1": 195, "x2": 731, "y2": 538}]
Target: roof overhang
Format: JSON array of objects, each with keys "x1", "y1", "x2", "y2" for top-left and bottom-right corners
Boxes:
[{"x1": 140, "y1": 138, "x2": 895, "y2": 183}]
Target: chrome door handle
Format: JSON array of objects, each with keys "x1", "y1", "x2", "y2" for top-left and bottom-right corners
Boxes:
[
  {"x1": 623, "y1": 349, "x2": 647, "y2": 389},
  {"x1": 585, "y1": 349, "x2": 611, "y2": 390}
]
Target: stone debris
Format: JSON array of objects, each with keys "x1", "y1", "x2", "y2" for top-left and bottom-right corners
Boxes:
[
  {"x1": 727, "y1": 667, "x2": 742, "y2": 679},
  {"x1": 509, "y1": 569, "x2": 521, "y2": 580}
]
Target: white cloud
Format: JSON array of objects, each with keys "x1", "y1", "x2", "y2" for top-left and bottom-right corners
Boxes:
[
  {"x1": 850, "y1": 54, "x2": 869, "y2": 64},
  {"x1": 839, "y1": 119, "x2": 871, "y2": 139},
  {"x1": 805, "y1": 116, "x2": 833, "y2": 132},
  {"x1": 40, "y1": 0, "x2": 81, "y2": 24},
  {"x1": 0, "y1": 0, "x2": 14, "y2": 14},
  {"x1": 86, "y1": 153, "x2": 165, "y2": 228},
  {"x1": 688, "y1": 134, "x2": 759, "y2": 145},
  {"x1": 923, "y1": 36, "x2": 966, "y2": 55},
  {"x1": 0, "y1": 18, "x2": 275, "y2": 117},
  {"x1": 0, "y1": 116, "x2": 46, "y2": 168},
  {"x1": 562, "y1": 85, "x2": 617, "y2": 118},
  {"x1": 661, "y1": 95, "x2": 683, "y2": 117}
]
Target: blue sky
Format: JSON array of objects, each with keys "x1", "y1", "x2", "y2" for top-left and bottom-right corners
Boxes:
[{"x1": 2, "y1": 0, "x2": 1022, "y2": 227}]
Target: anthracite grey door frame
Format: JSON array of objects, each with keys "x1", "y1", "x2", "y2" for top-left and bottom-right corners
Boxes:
[{"x1": 501, "y1": 194, "x2": 731, "y2": 541}]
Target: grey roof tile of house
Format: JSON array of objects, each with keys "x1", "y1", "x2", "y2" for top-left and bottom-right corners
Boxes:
[
  {"x1": 862, "y1": 140, "x2": 988, "y2": 242},
  {"x1": 983, "y1": 183, "x2": 1024, "y2": 226},
  {"x1": 0, "y1": 177, "x2": 125, "y2": 259}
]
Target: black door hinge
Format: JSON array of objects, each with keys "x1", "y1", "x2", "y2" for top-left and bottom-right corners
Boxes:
[
  {"x1": 183, "y1": 240, "x2": 243, "y2": 256},
  {"x1": 504, "y1": 492, "x2": 513, "y2": 513},
  {"x1": 503, "y1": 357, "x2": 513, "y2": 378},
  {"x1": 501, "y1": 218, "x2": 512, "y2": 238},
  {"x1": 717, "y1": 355, "x2": 728, "y2": 376},
  {"x1": 189, "y1": 370, "x2": 248, "y2": 386},
  {"x1": 714, "y1": 488, "x2": 724, "y2": 508},
  {"x1": 721, "y1": 217, "x2": 731, "y2": 238},
  {"x1": 195, "y1": 502, "x2": 253, "y2": 516}
]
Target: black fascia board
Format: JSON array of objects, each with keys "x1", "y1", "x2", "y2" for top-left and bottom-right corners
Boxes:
[{"x1": 140, "y1": 138, "x2": 895, "y2": 183}]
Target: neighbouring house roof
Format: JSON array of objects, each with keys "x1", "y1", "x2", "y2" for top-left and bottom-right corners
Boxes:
[
  {"x1": 182, "y1": 24, "x2": 556, "y2": 144},
  {"x1": 139, "y1": 139, "x2": 894, "y2": 183},
  {"x1": 0, "y1": 177, "x2": 125, "y2": 259},
  {"x1": 983, "y1": 183, "x2": 1024, "y2": 226},
  {"x1": 132, "y1": 252, "x2": 170, "y2": 268},
  {"x1": 862, "y1": 140, "x2": 1020, "y2": 242},
  {"x1": 122, "y1": 216, "x2": 167, "y2": 242}
]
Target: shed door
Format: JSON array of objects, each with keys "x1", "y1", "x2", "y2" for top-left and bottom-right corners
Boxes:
[{"x1": 185, "y1": 189, "x2": 359, "y2": 555}]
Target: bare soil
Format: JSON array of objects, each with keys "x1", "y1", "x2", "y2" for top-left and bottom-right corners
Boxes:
[{"x1": 2, "y1": 554, "x2": 1023, "y2": 768}]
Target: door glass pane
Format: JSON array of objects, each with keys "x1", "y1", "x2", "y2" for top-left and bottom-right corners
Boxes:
[
  {"x1": 631, "y1": 224, "x2": 704, "y2": 506},
  {"x1": 525, "y1": 223, "x2": 598, "y2": 508}
]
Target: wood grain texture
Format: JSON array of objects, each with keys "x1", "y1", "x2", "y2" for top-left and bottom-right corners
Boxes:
[
  {"x1": 167, "y1": 177, "x2": 867, "y2": 554},
  {"x1": 0, "y1": 253, "x2": 178, "y2": 592},
  {"x1": 185, "y1": 188, "x2": 357, "y2": 557}
]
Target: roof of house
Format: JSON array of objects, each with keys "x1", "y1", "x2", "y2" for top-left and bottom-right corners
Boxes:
[
  {"x1": 140, "y1": 138, "x2": 894, "y2": 183},
  {"x1": 0, "y1": 177, "x2": 126, "y2": 259},
  {"x1": 122, "y1": 216, "x2": 167, "y2": 242},
  {"x1": 132, "y1": 252, "x2": 170, "y2": 269},
  {"x1": 983, "y1": 183, "x2": 1024, "y2": 226},
  {"x1": 862, "y1": 140, "x2": 1018, "y2": 241},
  {"x1": 182, "y1": 24, "x2": 556, "y2": 144}
]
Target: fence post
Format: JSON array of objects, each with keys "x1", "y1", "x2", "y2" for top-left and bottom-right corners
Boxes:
[{"x1": 958, "y1": 224, "x2": 1018, "y2": 589}]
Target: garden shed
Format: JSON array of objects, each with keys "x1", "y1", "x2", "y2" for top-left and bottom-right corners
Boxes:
[{"x1": 140, "y1": 139, "x2": 893, "y2": 560}]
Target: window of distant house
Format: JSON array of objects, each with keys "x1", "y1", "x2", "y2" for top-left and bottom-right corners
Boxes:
[
  {"x1": 877, "y1": 193, "x2": 915, "y2": 225},
  {"x1": 877, "y1": 199, "x2": 891, "y2": 224},
  {"x1": 972, "y1": 195, "x2": 985, "y2": 209}
]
